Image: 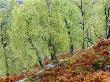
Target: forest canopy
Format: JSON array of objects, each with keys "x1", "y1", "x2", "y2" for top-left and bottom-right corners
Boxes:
[{"x1": 0, "y1": 0, "x2": 110, "y2": 81}]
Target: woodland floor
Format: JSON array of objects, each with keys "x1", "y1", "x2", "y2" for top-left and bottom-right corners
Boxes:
[{"x1": 1, "y1": 39, "x2": 110, "y2": 82}]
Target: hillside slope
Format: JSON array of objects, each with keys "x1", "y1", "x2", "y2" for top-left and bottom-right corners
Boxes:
[{"x1": 1, "y1": 39, "x2": 110, "y2": 82}]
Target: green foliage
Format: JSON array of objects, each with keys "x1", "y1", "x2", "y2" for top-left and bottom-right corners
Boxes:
[{"x1": 7, "y1": 0, "x2": 84, "y2": 74}]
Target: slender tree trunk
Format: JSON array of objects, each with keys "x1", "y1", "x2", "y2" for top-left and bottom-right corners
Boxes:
[
  {"x1": 27, "y1": 38, "x2": 44, "y2": 68},
  {"x1": 0, "y1": 33, "x2": 9, "y2": 76},
  {"x1": 45, "y1": 0, "x2": 51, "y2": 17},
  {"x1": 73, "y1": 0, "x2": 85, "y2": 49},
  {"x1": 26, "y1": 20, "x2": 44, "y2": 68},
  {"x1": 85, "y1": 28, "x2": 93, "y2": 48},
  {"x1": 107, "y1": 27, "x2": 110, "y2": 38},
  {"x1": 105, "y1": 5, "x2": 108, "y2": 38},
  {"x1": 0, "y1": 17, "x2": 10, "y2": 76},
  {"x1": 107, "y1": 17, "x2": 110, "y2": 39},
  {"x1": 47, "y1": 33, "x2": 57, "y2": 60},
  {"x1": 45, "y1": 0, "x2": 57, "y2": 60},
  {"x1": 0, "y1": 0, "x2": 15, "y2": 76},
  {"x1": 86, "y1": 29, "x2": 89, "y2": 48},
  {"x1": 64, "y1": 19, "x2": 73, "y2": 53},
  {"x1": 81, "y1": 0, "x2": 85, "y2": 49},
  {"x1": 105, "y1": 4, "x2": 110, "y2": 39}
]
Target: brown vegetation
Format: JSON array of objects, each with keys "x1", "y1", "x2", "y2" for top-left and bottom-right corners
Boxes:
[{"x1": 1, "y1": 39, "x2": 110, "y2": 82}]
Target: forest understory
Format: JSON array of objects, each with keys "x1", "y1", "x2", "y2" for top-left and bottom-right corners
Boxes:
[{"x1": 0, "y1": 39, "x2": 110, "y2": 82}]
